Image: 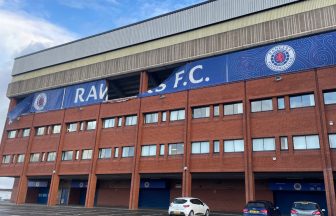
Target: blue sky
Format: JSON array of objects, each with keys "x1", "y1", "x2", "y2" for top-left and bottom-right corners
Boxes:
[{"x1": 0, "y1": 0, "x2": 205, "y2": 189}]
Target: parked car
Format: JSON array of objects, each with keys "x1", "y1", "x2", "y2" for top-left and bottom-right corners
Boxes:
[
  {"x1": 243, "y1": 200, "x2": 281, "y2": 216},
  {"x1": 290, "y1": 201, "x2": 325, "y2": 216},
  {"x1": 168, "y1": 197, "x2": 209, "y2": 216}
]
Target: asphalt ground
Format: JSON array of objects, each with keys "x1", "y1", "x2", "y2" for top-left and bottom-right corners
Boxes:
[{"x1": 0, "y1": 202, "x2": 241, "y2": 216}]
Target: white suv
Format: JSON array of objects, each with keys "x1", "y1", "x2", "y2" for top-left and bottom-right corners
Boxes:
[{"x1": 168, "y1": 197, "x2": 210, "y2": 216}]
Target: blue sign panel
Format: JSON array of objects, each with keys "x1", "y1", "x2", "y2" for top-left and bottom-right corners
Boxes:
[
  {"x1": 140, "y1": 180, "x2": 166, "y2": 189},
  {"x1": 269, "y1": 182, "x2": 325, "y2": 192},
  {"x1": 30, "y1": 88, "x2": 64, "y2": 113},
  {"x1": 8, "y1": 80, "x2": 108, "y2": 122},
  {"x1": 140, "y1": 31, "x2": 336, "y2": 97},
  {"x1": 71, "y1": 181, "x2": 88, "y2": 188},
  {"x1": 63, "y1": 79, "x2": 108, "y2": 108},
  {"x1": 28, "y1": 180, "x2": 48, "y2": 188}
]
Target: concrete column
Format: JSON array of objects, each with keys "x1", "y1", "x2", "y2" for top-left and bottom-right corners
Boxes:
[
  {"x1": 129, "y1": 172, "x2": 140, "y2": 209},
  {"x1": 85, "y1": 174, "x2": 97, "y2": 208},
  {"x1": 16, "y1": 175, "x2": 28, "y2": 204},
  {"x1": 243, "y1": 81, "x2": 255, "y2": 202},
  {"x1": 48, "y1": 174, "x2": 60, "y2": 206},
  {"x1": 182, "y1": 171, "x2": 192, "y2": 197}
]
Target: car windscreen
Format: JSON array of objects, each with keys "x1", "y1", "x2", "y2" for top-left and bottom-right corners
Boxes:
[
  {"x1": 173, "y1": 199, "x2": 187, "y2": 204},
  {"x1": 246, "y1": 202, "x2": 266, "y2": 208},
  {"x1": 293, "y1": 203, "x2": 318, "y2": 210}
]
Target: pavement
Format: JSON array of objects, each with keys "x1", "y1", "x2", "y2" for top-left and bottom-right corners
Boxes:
[{"x1": 0, "y1": 202, "x2": 241, "y2": 216}]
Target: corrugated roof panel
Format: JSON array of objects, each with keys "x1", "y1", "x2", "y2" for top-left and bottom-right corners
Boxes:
[{"x1": 12, "y1": 0, "x2": 299, "y2": 75}]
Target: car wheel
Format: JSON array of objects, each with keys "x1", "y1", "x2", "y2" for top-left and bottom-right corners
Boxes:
[
  {"x1": 188, "y1": 210, "x2": 194, "y2": 216},
  {"x1": 205, "y1": 209, "x2": 209, "y2": 216}
]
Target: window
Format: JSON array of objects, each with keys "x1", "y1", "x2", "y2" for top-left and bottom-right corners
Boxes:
[
  {"x1": 82, "y1": 149, "x2": 93, "y2": 160},
  {"x1": 324, "y1": 91, "x2": 336, "y2": 105},
  {"x1": 191, "y1": 141, "x2": 210, "y2": 154},
  {"x1": 17, "y1": 154, "x2": 25, "y2": 163},
  {"x1": 52, "y1": 125, "x2": 61, "y2": 134},
  {"x1": 168, "y1": 143, "x2": 184, "y2": 155},
  {"x1": 170, "y1": 109, "x2": 185, "y2": 121},
  {"x1": 141, "y1": 145, "x2": 157, "y2": 157},
  {"x1": 87, "y1": 121, "x2": 96, "y2": 130},
  {"x1": 80, "y1": 122, "x2": 85, "y2": 131},
  {"x1": 162, "y1": 112, "x2": 167, "y2": 122},
  {"x1": 192, "y1": 106, "x2": 210, "y2": 119},
  {"x1": 213, "y1": 140, "x2": 220, "y2": 153},
  {"x1": 125, "y1": 115, "x2": 137, "y2": 126},
  {"x1": 224, "y1": 139, "x2": 244, "y2": 152},
  {"x1": 251, "y1": 99, "x2": 273, "y2": 112},
  {"x1": 22, "y1": 128, "x2": 30, "y2": 137},
  {"x1": 290, "y1": 94, "x2": 315, "y2": 108},
  {"x1": 61, "y1": 151, "x2": 73, "y2": 161},
  {"x1": 224, "y1": 102, "x2": 243, "y2": 115},
  {"x1": 293, "y1": 135, "x2": 320, "y2": 150},
  {"x1": 144, "y1": 113, "x2": 158, "y2": 124},
  {"x1": 329, "y1": 134, "x2": 336, "y2": 148},
  {"x1": 30, "y1": 153, "x2": 40, "y2": 162},
  {"x1": 67, "y1": 123, "x2": 77, "y2": 132},
  {"x1": 75, "y1": 150, "x2": 80, "y2": 160},
  {"x1": 98, "y1": 148, "x2": 112, "y2": 159},
  {"x1": 7, "y1": 130, "x2": 17, "y2": 139},
  {"x1": 36, "y1": 127, "x2": 45, "y2": 136},
  {"x1": 280, "y1": 136, "x2": 288, "y2": 150},
  {"x1": 114, "y1": 147, "x2": 119, "y2": 158},
  {"x1": 2, "y1": 155, "x2": 10, "y2": 164},
  {"x1": 213, "y1": 105, "x2": 220, "y2": 117},
  {"x1": 118, "y1": 117, "x2": 123, "y2": 127},
  {"x1": 160, "y1": 144, "x2": 165, "y2": 156},
  {"x1": 252, "y1": 138, "x2": 275, "y2": 151},
  {"x1": 122, "y1": 146, "x2": 134, "y2": 157},
  {"x1": 47, "y1": 152, "x2": 56, "y2": 162},
  {"x1": 277, "y1": 97, "x2": 285, "y2": 110},
  {"x1": 103, "y1": 118, "x2": 115, "y2": 128}
]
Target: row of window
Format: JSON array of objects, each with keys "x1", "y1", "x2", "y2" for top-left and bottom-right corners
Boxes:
[
  {"x1": 7, "y1": 91, "x2": 336, "y2": 138},
  {"x1": 3, "y1": 134, "x2": 336, "y2": 164}
]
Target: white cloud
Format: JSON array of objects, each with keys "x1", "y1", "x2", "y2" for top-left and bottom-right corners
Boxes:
[
  {"x1": 0, "y1": 8, "x2": 76, "y2": 188},
  {"x1": 58, "y1": 0, "x2": 119, "y2": 10}
]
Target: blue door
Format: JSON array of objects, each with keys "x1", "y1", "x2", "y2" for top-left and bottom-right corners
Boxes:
[
  {"x1": 37, "y1": 187, "x2": 49, "y2": 204},
  {"x1": 138, "y1": 188, "x2": 170, "y2": 209},
  {"x1": 274, "y1": 191, "x2": 328, "y2": 216}
]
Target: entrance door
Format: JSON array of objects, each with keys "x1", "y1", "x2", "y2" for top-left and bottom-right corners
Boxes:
[
  {"x1": 59, "y1": 188, "x2": 70, "y2": 205},
  {"x1": 138, "y1": 188, "x2": 170, "y2": 209}
]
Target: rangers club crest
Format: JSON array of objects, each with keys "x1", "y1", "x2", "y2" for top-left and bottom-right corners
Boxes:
[
  {"x1": 33, "y1": 93, "x2": 47, "y2": 111},
  {"x1": 265, "y1": 45, "x2": 296, "y2": 72}
]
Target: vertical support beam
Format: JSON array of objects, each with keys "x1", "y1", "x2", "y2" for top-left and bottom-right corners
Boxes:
[
  {"x1": 243, "y1": 81, "x2": 255, "y2": 202},
  {"x1": 85, "y1": 174, "x2": 97, "y2": 208},
  {"x1": 182, "y1": 90, "x2": 191, "y2": 197},
  {"x1": 16, "y1": 175, "x2": 28, "y2": 204},
  {"x1": 85, "y1": 104, "x2": 102, "y2": 208},
  {"x1": 129, "y1": 71, "x2": 147, "y2": 209},
  {"x1": 314, "y1": 70, "x2": 336, "y2": 213},
  {"x1": 48, "y1": 109, "x2": 67, "y2": 206},
  {"x1": 47, "y1": 174, "x2": 60, "y2": 206}
]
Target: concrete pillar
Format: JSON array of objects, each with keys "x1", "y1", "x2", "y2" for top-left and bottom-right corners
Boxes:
[
  {"x1": 85, "y1": 174, "x2": 97, "y2": 208},
  {"x1": 47, "y1": 174, "x2": 60, "y2": 206},
  {"x1": 182, "y1": 171, "x2": 192, "y2": 197},
  {"x1": 129, "y1": 172, "x2": 140, "y2": 209},
  {"x1": 16, "y1": 175, "x2": 28, "y2": 204}
]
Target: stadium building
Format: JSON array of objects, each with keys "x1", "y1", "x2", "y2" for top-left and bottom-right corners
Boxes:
[{"x1": 1, "y1": 0, "x2": 336, "y2": 214}]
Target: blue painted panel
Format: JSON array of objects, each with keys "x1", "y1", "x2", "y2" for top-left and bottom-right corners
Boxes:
[
  {"x1": 270, "y1": 182, "x2": 325, "y2": 192},
  {"x1": 37, "y1": 187, "x2": 49, "y2": 204},
  {"x1": 71, "y1": 181, "x2": 88, "y2": 188},
  {"x1": 138, "y1": 188, "x2": 170, "y2": 209},
  {"x1": 28, "y1": 181, "x2": 48, "y2": 188},
  {"x1": 140, "y1": 31, "x2": 336, "y2": 97},
  {"x1": 274, "y1": 191, "x2": 327, "y2": 216}
]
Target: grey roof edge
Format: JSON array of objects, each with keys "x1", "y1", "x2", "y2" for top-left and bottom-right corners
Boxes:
[{"x1": 12, "y1": 0, "x2": 300, "y2": 76}]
